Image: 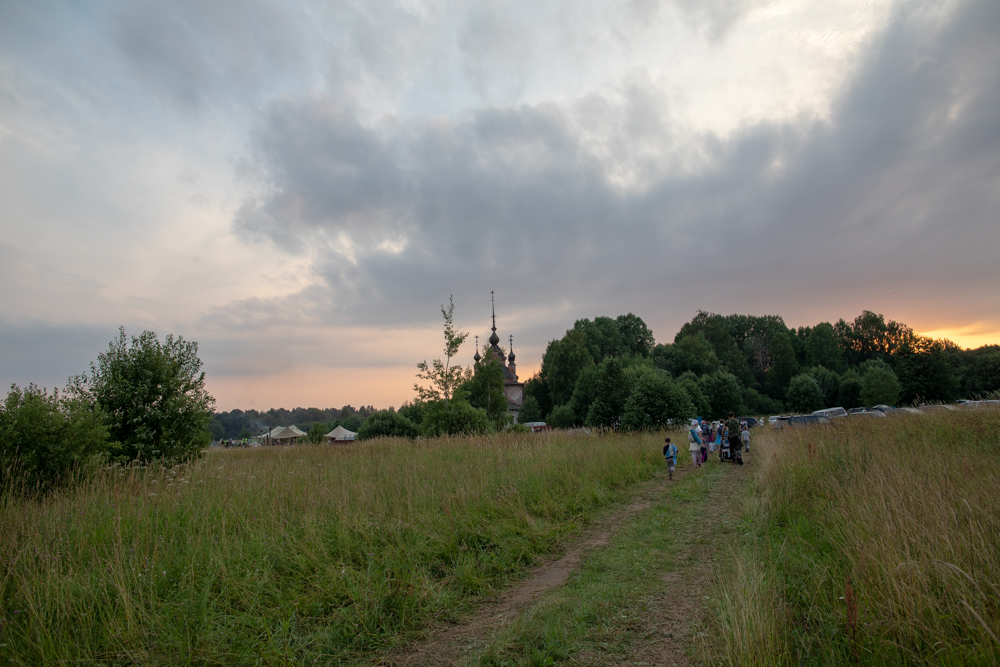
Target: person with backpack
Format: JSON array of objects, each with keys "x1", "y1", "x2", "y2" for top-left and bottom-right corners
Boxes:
[
  {"x1": 663, "y1": 437, "x2": 678, "y2": 479},
  {"x1": 688, "y1": 420, "x2": 703, "y2": 468},
  {"x1": 724, "y1": 412, "x2": 743, "y2": 465}
]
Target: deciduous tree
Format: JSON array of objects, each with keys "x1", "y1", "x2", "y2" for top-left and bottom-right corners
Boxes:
[{"x1": 80, "y1": 327, "x2": 214, "y2": 464}]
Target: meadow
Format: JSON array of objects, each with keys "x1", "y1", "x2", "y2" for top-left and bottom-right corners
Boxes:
[
  {"x1": 703, "y1": 409, "x2": 1000, "y2": 666},
  {"x1": 0, "y1": 430, "x2": 665, "y2": 666}
]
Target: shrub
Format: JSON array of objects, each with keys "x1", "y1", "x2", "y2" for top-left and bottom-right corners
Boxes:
[
  {"x1": 80, "y1": 327, "x2": 214, "y2": 464},
  {"x1": 420, "y1": 399, "x2": 491, "y2": 437},
  {"x1": 0, "y1": 384, "x2": 109, "y2": 494},
  {"x1": 357, "y1": 410, "x2": 419, "y2": 440},
  {"x1": 548, "y1": 404, "x2": 576, "y2": 429}
]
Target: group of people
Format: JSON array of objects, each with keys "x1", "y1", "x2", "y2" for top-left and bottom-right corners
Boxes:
[{"x1": 661, "y1": 412, "x2": 750, "y2": 478}]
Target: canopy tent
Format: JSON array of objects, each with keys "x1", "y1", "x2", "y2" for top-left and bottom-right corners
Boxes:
[
  {"x1": 325, "y1": 425, "x2": 357, "y2": 442},
  {"x1": 268, "y1": 425, "x2": 307, "y2": 443}
]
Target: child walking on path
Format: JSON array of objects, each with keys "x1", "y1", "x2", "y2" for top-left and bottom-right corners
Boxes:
[{"x1": 663, "y1": 437, "x2": 678, "y2": 479}]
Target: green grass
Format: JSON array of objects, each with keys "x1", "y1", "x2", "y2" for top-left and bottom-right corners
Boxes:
[
  {"x1": 701, "y1": 409, "x2": 1000, "y2": 666},
  {"x1": 0, "y1": 431, "x2": 668, "y2": 666},
  {"x1": 467, "y1": 461, "x2": 728, "y2": 666}
]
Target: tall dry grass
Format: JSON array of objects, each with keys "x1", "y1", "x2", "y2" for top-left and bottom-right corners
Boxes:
[
  {"x1": 0, "y1": 430, "x2": 664, "y2": 665},
  {"x1": 704, "y1": 409, "x2": 1000, "y2": 665}
]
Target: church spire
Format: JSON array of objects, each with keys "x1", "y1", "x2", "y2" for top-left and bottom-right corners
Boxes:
[
  {"x1": 508, "y1": 335, "x2": 515, "y2": 363},
  {"x1": 488, "y1": 290, "x2": 500, "y2": 346},
  {"x1": 473, "y1": 335, "x2": 481, "y2": 362}
]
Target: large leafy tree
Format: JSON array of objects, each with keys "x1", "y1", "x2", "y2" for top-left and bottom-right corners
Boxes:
[
  {"x1": 542, "y1": 329, "x2": 594, "y2": 407},
  {"x1": 765, "y1": 331, "x2": 800, "y2": 398},
  {"x1": 585, "y1": 358, "x2": 629, "y2": 428},
  {"x1": 835, "y1": 311, "x2": 917, "y2": 366},
  {"x1": 805, "y1": 365, "x2": 841, "y2": 407},
  {"x1": 786, "y1": 373, "x2": 825, "y2": 413},
  {"x1": 81, "y1": 327, "x2": 214, "y2": 464},
  {"x1": 620, "y1": 370, "x2": 695, "y2": 431},
  {"x1": 895, "y1": 340, "x2": 961, "y2": 404},
  {"x1": 572, "y1": 316, "x2": 625, "y2": 363},
  {"x1": 860, "y1": 360, "x2": 901, "y2": 406},
  {"x1": 802, "y1": 322, "x2": 846, "y2": 372},
  {"x1": 699, "y1": 370, "x2": 744, "y2": 418},
  {"x1": 414, "y1": 296, "x2": 471, "y2": 405},
  {"x1": 615, "y1": 313, "x2": 656, "y2": 358}
]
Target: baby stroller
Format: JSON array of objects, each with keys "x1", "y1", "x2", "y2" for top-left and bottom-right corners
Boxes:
[{"x1": 726, "y1": 435, "x2": 744, "y2": 465}]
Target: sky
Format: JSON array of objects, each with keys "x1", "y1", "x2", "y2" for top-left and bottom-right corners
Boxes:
[{"x1": 1, "y1": 0, "x2": 998, "y2": 411}]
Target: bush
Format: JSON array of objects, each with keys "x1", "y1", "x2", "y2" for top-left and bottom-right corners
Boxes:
[
  {"x1": 506, "y1": 422, "x2": 531, "y2": 433},
  {"x1": 357, "y1": 410, "x2": 419, "y2": 440},
  {"x1": 548, "y1": 404, "x2": 576, "y2": 429},
  {"x1": 420, "y1": 400, "x2": 491, "y2": 438},
  {"x1": 786, "y1": 373, "x2": 824, "y2": 413},
  {"x1": 0, "y1": 384, "x2": 109, "y2": 494},
  {"x1": 80, "y1": 327, "x2": 214, "y2": 464},
  {"x1": 620, "y1": 370, "x2": 695, "y2": 431}
]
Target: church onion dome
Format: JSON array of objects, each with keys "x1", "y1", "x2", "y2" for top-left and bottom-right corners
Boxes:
[
  {"x1": 508, "y1": 350, "x2": 515, "y2": 363},
  {"x1": 489, "y1": 330, "x2": 500, "y2": 346},
  {"x1": 473, "y1": 349, "x2": 481, "y2": 362}
]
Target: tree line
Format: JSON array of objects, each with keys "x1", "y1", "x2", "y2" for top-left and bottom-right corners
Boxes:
[
  {"x1": 209, "y1": 405, "x2": 377, "y2": 441},
  {"x1": 515, "y1": 310, "x2": 1000, "y2": 428}
]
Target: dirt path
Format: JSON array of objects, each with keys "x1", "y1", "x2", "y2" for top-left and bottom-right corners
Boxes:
[
  {"x1": 378, "y1": 455, "x2": 750, "y2": 667},
  {"x1": 596, "y1": 458, "x2": 750, "y2": 667}
]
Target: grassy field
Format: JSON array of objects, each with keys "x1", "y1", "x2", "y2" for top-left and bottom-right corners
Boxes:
[
  {"x1": 702, "y1": 409, "x2": 1000, "y2": 666},
  {"x1": 0, "y1": 430, "x2": 666, "y2": 666}
]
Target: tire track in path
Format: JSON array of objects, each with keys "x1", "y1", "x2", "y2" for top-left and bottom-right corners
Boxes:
[{"x1": 378, "y1": 455, "x2": 750, "y2": 666}]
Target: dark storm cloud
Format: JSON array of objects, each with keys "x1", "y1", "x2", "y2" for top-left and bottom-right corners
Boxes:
[
  {"x1": 231, "y1": 1, "x2": 1000, "y2": 340},
  {"x1": 0, "y1": 323, "x2": 117, "y2": 390}
]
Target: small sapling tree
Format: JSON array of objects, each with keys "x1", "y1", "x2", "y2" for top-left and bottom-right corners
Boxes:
[{"x1": 414, "y1": 296, "x2": 471, "y2": 405}]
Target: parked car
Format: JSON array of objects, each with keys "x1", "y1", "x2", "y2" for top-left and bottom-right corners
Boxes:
[
  {"x1": 849, "y1": 410, "x2": 887, "y2": 418},
  {"x1": 812, "y1": 407, "x2": 848, "y2": 418},
  {"x1": 738, "y1": 416, "x2": 759, "y2": 428},
  {"x1": 772, "y1": 414, "x2": 832, "y2": 429},
  {"x1": 917, "y1": 404, "x2": 956, "y2": 412},
  {"x1": 960, "y1": 400, "x2": 1000, "y2": 410}
]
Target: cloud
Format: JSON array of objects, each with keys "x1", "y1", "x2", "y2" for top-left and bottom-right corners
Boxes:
[{"x1": 228, "y1": 0, "x2": 1000, "y2": 344}]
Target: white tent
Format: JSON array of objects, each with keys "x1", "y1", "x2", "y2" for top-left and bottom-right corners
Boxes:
[
  {"x1": 325, "y1": 425, "x2": 357, "y2": 442},
  {"x1": 268, "y1": 425, "x2": 307, "y2": 443}
]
